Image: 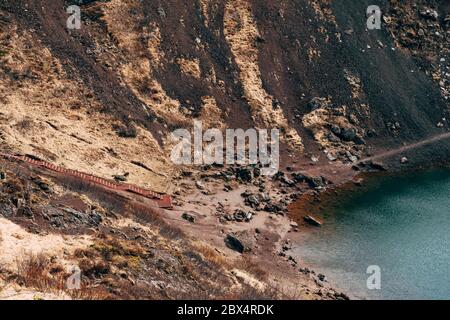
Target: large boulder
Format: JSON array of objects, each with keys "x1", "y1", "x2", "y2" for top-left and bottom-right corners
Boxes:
[
  {"x1": 225, "y1": 231, "x2": 254, "y2": 253},
  {"x1": 293, "y1": 172, "x2": 328, "y2": 189},
  {"x1": 339, "y1": 128, "x2": 357, "y2": 142}
]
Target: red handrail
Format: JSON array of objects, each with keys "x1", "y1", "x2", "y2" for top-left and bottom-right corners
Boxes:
[{"x1": 0, "y1": 152, "x2": 173, "y2": 209}]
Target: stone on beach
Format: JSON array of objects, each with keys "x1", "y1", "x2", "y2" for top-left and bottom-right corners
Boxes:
[{"x1": 303, "y1": 215, "x2": 322, "y2": 227}]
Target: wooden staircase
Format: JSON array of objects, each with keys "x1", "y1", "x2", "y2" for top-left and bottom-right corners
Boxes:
[{"x1": 0, "y1": 153, "x2": 173, "y2": 209}]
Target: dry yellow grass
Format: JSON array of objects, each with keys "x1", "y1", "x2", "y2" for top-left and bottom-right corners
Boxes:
[
  {"x1": 176, "y1": 58, "x2": 202, "y2": 79},
  {"x1": 192, "y1": 242, "x2": 231, "y2": 269}
]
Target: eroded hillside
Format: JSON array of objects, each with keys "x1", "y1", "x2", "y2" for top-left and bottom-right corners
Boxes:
[
  {"x1": 1, "y1": 0, "x2": 448, "y2": 179},
  {"x1": 0, "y1": 0, "x2": 448, "y2": 300}
]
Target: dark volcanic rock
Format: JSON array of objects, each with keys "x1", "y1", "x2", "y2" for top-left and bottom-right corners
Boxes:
[
  {"x1": 233, "y1": 209, "x2": 247, "y2": 222},
  {"x1": 245, "y1": 194, "x2": 260, "y2": 207},
  {"x1": 307, "y1": 97, "x2": 329, "y2": 111},
  {"x1": 419, "y1": 8, "x2": 438, "y2": 20},
  {"x1": 293, "y1": 172, "x2": 328, "y2": 189},
  {"x1": 0, "y1": 203, "x2": 14, "y2": 217},
  {"x1": 225, "y1": 231, "x2": 254, "y2": 253},
  {"x1": 182, "y1": 212, "x2": 195, "y2": 223},
  {"x1": 113, "y1": 175, "x2": 128, "y2": 182},
  {"x1": 357, "y1": 160, "x2": 387, "y2": 172},
  {"x1": 42, "y1": 206, "x2": 103, "y2": 229},
  {"x1": 280, "y1": 176, "x2": 296, "y2": 187},
  {"x1": 264, "y1": 202, "x2": 285, "y2": 214},
  {"x1": 303, "y1": 215, "x2": 322, "y2": 227},
  {"x1": 340, "y1": 128, "x2": 357, "y2": 142},
  {"x1": 30, "y1": 177, "x2": 51, "y2": 192},
  {"x1": 235, "y1": 167, "x2": 254, "y2": 182},
  {"x1": 17, "y1": 205, "x2": 34, "y2": 219}
]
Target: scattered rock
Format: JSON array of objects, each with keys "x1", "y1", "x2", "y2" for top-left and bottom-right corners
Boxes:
[
  {"x1": 235, "y1": 167, "x2": 255, "y2": 182},
  {"x1": 307, "y1": 97, "x2": 329, "y2": 111},
  {"x1": 181, "y1": 212, "x2": 195, "y2": 223},
  {"x1": 258, "y1": 192, "x2": 271, "y2": 202},
  {"x1": 0, "y1": 203, "x2": 14, "y2": 217},
  {"x1": 334, "y1": 292, "x2": 350, "y2": 300},
  {"x1": 233, "y1": 209, "x2": 253, "y2": 222},
  {"x1": 41, "y1": 205, "x2": 104, "y2": 229},
  {"x1": 18, "y1": 205, "x2": 34, "y2": 219},
  {"x1": 157, "y1": 6, "x2": 166, "y2": 18},
  {"x1": 280, "y1": 175, "x2": 296, "y2": 186},
  {"x1": 264, "y1": 203, "x2": 285, "y2": 214},
  {"x1": 30, "y1": 177, "x2": 51, "y2": 192},
  {"x1": 290, "y1": 221, "x2": 299, "y2": 230},
  {"x1": 281, "y1": 240, "x2": 292, "y2": 251},
  {"x1": 326, "y1": 153, "x2": 337, "y2": 161},
  {"x1": 340, "y1": 128, "x2": 357, "y2": 142},
  {"x1": 221, "y1": 208, "x2": 254, "y2": 223},
  {"x1": 346, "y1": 152, "x2": 359, "y2": 163},
  {"x1": 89, "y1": 211, "x2": 103, "y2": 225},
  {"x1": 358, "y1": 160, "x2": 387, "y2": 172},
  {"x1": 113, "y1": 174, "x2": 128, "y2": 182},
  {"x1": 293, "y1": 173, "x2": 328, "y2": 189},
  {"x1": 344, "y1": 28, "x2": 353, "y2": 36},
  {"x1": 242, "y1": 192, "x2": 273, "y2": 210},
  {"x1": 400, "y1": 157, "x2": 409, "y2": 164},
  {"x1": 299, "y1": 267, "x2": 312, "y2": 275},
  {"x1": 272, "y1": 98, "x2": 281, "y2": 109},
  {"x1": 256, "y1": 36, "x2": 266, "y2": 43},
  {"x1": 245, "y1": 194, "x2": 260, "y2": 207},
  {"x1": 181, "y1": 170, "x2": 193, "y2": 177},
  {"x1": 419, "y1": 8, "x2": 438, "y2": 20},
  {"x1": 303, "y1": 215, "x2": 322, "y2": 227},
  {"x1": 327, "y1": 132, "x2": 341, "y2": 143},
  {"x1": 288, "y1": 255, "x2": 298, "y2": 266},
  {"x1": 195, "y1": 181, "x2": 205, "y2": 190}
]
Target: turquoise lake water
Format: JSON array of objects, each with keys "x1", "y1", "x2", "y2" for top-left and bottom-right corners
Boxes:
[{"x1": 293, "y1": 169, "x2": 450, "y2": 300}]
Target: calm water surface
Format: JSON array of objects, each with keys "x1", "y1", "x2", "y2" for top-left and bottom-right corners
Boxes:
[{"x1": 293, "y1": 169, "x2": 450, "y2": 299}]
